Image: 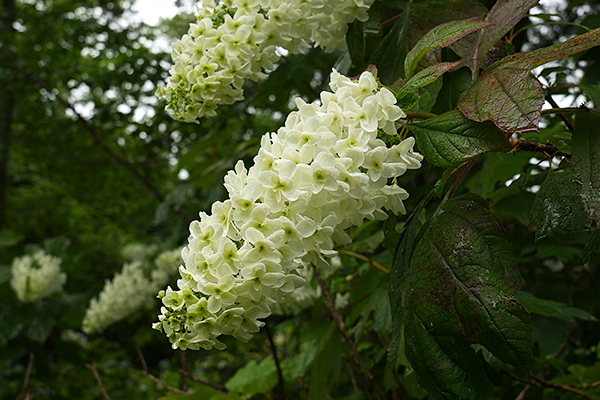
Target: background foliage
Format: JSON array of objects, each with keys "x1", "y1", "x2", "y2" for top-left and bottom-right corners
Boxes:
[{"x1": 1, "y1": 0, "x2": 600, "y2": 399}]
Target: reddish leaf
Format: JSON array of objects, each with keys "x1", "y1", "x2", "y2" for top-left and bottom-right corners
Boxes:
[
  {"x1": 458, "y1": 67, "x2": 544, "y2": 133},
  {"x1": 459, "y1": 28, "x2": 600, "y2": 133},
  {"x1": 467, "y1": 0, "x2": 540, "y2": 72}
]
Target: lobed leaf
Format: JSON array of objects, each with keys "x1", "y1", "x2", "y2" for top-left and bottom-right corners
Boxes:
[
  {"x1": 405, "y1": 194, "x2": 532, "y2": 399},
  {"x1": 408, "y1": 110, "x2": 511, "y2": 168},
  {"x1": 405, "y1": 17, "x2": 490, "y2": 79},
  {"x1": 572, "y1": 110, "x2": 600, "y2": 228},
  {"x1": 531, "y1": 169, "x2": 591, "y2": 240}
]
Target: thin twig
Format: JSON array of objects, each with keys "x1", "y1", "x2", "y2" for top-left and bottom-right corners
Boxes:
[
  {"x1": 338, "y1": 249, "x2": 389, "y2": 273},
  {"x1": 17, "y1": 353, "x2": 34, "y2": 400},
  {"x1": 448, "y1": 159, "x2": 477, "y2": 198},
  {"x1": 544, "y1": 96, "x2": 575, "y2": 131},
  {"x1": 142, "y1": 371, "x2": 188, "y2": 394},
  {"x1": 137, "y1": 347, "x2": 187, "y2": 395},
  {"x1": 265, "y1": 322, "x2": 285, "y2": 398},
  {"x1": 515, "y1": 385, "x2": 531, "y2": 400},
  {"x1": 508, "y1": 137, "x2": 571, "y2": 159},
  {"x1": 180, "y1": 370, "x2": 229, "y2": 393},
  {"x1": 529, "y1": 373, "x2": 591, "y2": 399},
  {"x1": 380, "y1": 13, "x2": 403, "y2": 28},
  {"x1": 312, "y1": 264, "x2": 373, "y2": 382},
  {"x1": 180, "y1": 350, "x2": 188, "y2": 392},
  {"x1": 86, "y1": 362, "x2": 112, "y2": 400},
  {"x1": 505, "y1": 370, "x2": 592, "y2": 399}
]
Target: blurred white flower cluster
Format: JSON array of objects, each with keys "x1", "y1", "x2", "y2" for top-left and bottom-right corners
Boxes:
[
  {"x1": 81, "y1": 245, "x2": 182, "y2": 334},
  {"x1": 154, "y1": 69, "x2": 423, "y2": 351},
  {"x1": 10, "y1": 250, "x2": 67, "y2": 303},
  {"x1": 156, "y1": 0, "x2": 375, "y2": 122}
]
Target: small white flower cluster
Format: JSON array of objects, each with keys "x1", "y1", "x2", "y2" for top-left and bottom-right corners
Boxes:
[
  {"x1": 154, "y1": 69, "x2": 423, "y2": 351},
  {"x1": 81, "y1": 247, "x2": 182, "y2": 334},
  {"x1": 157, "y1": 0, "x2": 375, "y2": 122},
  {"x1": 121, "y1": 242, "x2": 159, "y2": 262},
  {"x1": 10, "y1": 250, "x2": 66, "y2": 303}
]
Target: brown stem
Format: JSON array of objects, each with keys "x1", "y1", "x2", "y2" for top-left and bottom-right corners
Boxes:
[
  {"x1": 544, "y1": 95, "x2": 574, "y2": 132},
  {"x1": 180, "y1": 350, "x2": 188, "y2": 392},
  {"x1": 508, "y1": 137, "x2": 571, "y2": 159},
  {"x1": 137, "y1": 347, "x2": 187, "y2": 394},
  {"x1": 380, "y1": 13, "x2": 402, "y2": 28},
  {"x1": 86, "y1": 362, "x2": 112, "y2": 400},
  {"x1": 448, "y1": 158, "x2": 477, "y2": 198},
  {"x1": 338, "y1": 249, "x2": 389, "y2": 273},
  {"x1": 179, "y1": 370, "x2": 229, "y2": 393},
  {"x1": 404, "y1": 110, "x2": 438, "y2": 120},
  {"x1": 312, "y1": 264, "x2": 375, "y2": 383},
  {"x1": 265, "y1": 322, "x2": 285, "y2": 398},
  {"x1": 505, "y1": 370, "x2": 592, "y2": 399},
  {"x1": 17, "y1": 353, "x2": 34, "y2": 400}
]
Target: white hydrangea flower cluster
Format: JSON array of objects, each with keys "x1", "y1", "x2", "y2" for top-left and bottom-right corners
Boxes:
[
  {"x1": 10, "y1": 250, "x2": 66, "y2": 303},
  {"x1": 121, "y1": 242, "x2": 159, "y2": 262},
  {"x1": 154, "y1": 69, "x2": 423, "y2": 351},
  {"x1": 157, "y1": 0, "x2": 375, "y2": 122},
  {"x1": 81, "y1": 248, "x2": 182, "y2": 334}
]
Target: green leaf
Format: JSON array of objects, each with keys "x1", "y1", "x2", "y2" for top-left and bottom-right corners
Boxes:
[
  {"x1": 405, "y1": 17, "x2": 490, "y2": 79},
  {"x1": 388, "y1": 191, "x2": 434, "y2": 367},
  {"x1": 466, "y1": 152, "x2": 532, "y2": 199},
  {"x1": 346, "y1": 20, "x2": 365, "y2": 68},
  {"x1": 354, "y1": 287, "x2": 392, "y2": 341},
  {"x1": 0, "y1": 229, "x2": 23, "y2": 248},
  {"x1": 395, "y1": 90, "x2": 421, "y2": 111},
  {"x1": 402, "y1": 61, "x2": 462, "y2": 91},
  {"x1": 431, "y1": 67, "x2": 473, "y2": 114},
  {"x1": 459, "y1": 28, "x2": 600, "y2": 133},
  {"x1": 405, "y1": 194, "x2": 532, "y2": 399},
  {"x1": 581, "y1": 84, "x2": 600, "y2": 107},
  {"x1": 409, "y1": 110, "x2": 511, "y2": 168},
  {"x1": 225, "y1": 358, "x2": 277, "y2": 398},
  {"x1": 531, "y1": 169, "x2": 591, "y2": 240},
  {"x1": 308, "y1": 321, "x2": 341, "y2": 400},
  {"x1": 0, "y1": 265, "x2": 11, "y2": 285},
  {"x1": 407, "y1": 0, "x2": 489, "y2": 59},
  {"x1": 572, "y1": 110, "x2": 600, "y2": 228},
  {"x1": 370, "y1": 10, "x2": 410, "y2": 85},
  {"x1": 515, "y1": 291, "x2": 598, "y2": 322},
  {"x1": 416, "y1": 76, "x2": 443, "y2": 112}
]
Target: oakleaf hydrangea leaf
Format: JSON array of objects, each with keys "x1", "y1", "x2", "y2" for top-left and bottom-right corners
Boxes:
[
  {"x1": 531, "y1": 169, "x2": 591, "y2": 240},
  {"x1": 405, "y1": 194, "x2": 532, "y2": 399}
]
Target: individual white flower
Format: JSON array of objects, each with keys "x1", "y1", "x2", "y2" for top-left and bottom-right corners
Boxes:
[
  {"x1": 155, "y1": 69, "x2": 422, "y2": 350},
  {"x1": 10, "y1": 250, "x2": 66, "y2": 303}
]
